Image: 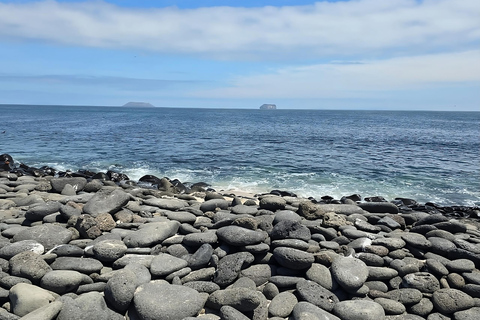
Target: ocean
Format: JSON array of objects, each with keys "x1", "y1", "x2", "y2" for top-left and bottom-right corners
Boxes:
[{"x1": 1, "y1": 105, "x2": 479, "y2": 206}]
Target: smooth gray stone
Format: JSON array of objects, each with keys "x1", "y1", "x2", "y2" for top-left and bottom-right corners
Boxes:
[
  {"x1": 0, "y1": 275, "x2": 32, "y2": 289},
  {"x1": 453, "y1": 239, "x2": 480, "y2": 254},
  {"x1": 163, "y1": 210, "x2": 196, "y2": 223},
  {"x1": 0, "y1": 240, "x2": 44, "y2": 259},
  {"x1": 271, "y1": 220, "x2": 311, "y2": 241},
  {"x1": 207, "y1": 287, "x2": 262, "y2": 311},
  {"x1": 200, "y1": 199, "x2": 229, "y2": 212},
  {"x1": 372, "y1": 237, "x2": 406, "y2": 250},
  {"x1": 401, "y1": 233, "x2": 431, "y2": 249},
  {"x1": 425, "y1": 258, "x2": 449, "y2": 277},
  {"x1": 432, "y1": 288, "x2": 475, "y2": 314},
  {"x1": 389, "y1": 259, "x2": 420, "y2": 277},
  {"x1": 296, "y1": 279, "x2": 339, "y2": 312},
  {"x1": 429, "y1": 237, "x2": 456, "y2": 255},
  {"x1": 231, "y1": 204, "x2": 258, "y2": 215},
  {"x1": 9, "y1": 283, "x2": 56, "y2": 317},
  {"x1": 268, "y1": 291, "x2": 297, "y2": 318},
  {"x1": 356, "y1": 252, "x2": 385, "y2": 267},
  {"x1": 217, "y1": 226, "x2": 266, "y2": 246},
  {"x1": 214, "y1": 252, "x2": 254, "y2": 287},
  {"x1": 150, "y1": 253, "x2": 188, "y2": 277},
  {"x1": 331, "y1": 256, "x2": 369, "y2": 292},
  {"x1": 259, "y1": 196, "x2": 286, "y2": 211},
  {"x1": 183, "y1": 281, "x2": 220, "y2": 294},
  {"x1": 92, "y1": 239, "x2": 127, "y2": 262},
  {"x1": 123, "y1": 220, "x2": 180, "y2": 247},
  {"x1": 292, "y1": 301, "x2": 341, "y2": 320},
  {"x1": 40, "y1": 270, "x2": 88, "y2": 294},
  {"x1": 462, "y1": 270, "x2": 480, "y2": 285},
  {"x1": 1, "y1": 226, "x2": 31, "y2": 238},
  {"x1": 134, "y1": 281, "x2": 206, "y2": 319},
  {"x1": 306, "y1": 263, "x2": 338, "y2": 291},
  {"x1": 181, "y1": 267, "x2": 216, "y2": 284},
  {"x1": 358, "y1": 202, "x2": 399, "y2": 214},
  {"x1": 47, "y1": 244, "x2": 84, "y2": 257},
  {"x1": 377, "y1": 216, "x2": 402, "y2": 229},
  {"x1": 76, "y1": 282, "x2": 107, "y2": 294},
  {"x1": 25, "y1": 201, "x2": 62, "y2": 221},
  {"x1": 368, "y1": 266, "x2": 399, "y2": 280},
  {"x1": 11, "y1": 194, "x2": 44, "y2": 207},
  {"x1": 333, "y1": 300, "x2": 385, "y2": 320},
  {"x1": 220, "y1": 305, "x2": 250, "y2": 320},
  {"x1": 142, "y1": 198, "x2": 188, "y2": 210},
  {"x1": 240, "y1": 264, "x2": 275, "y2": 286},
  {"x1": 56, "y1": 292, "x2": 123, "y2": 320},
  {"x1": 188, "y1": 243, "x2": 214, "y2": 270},
  {"x1": 18, "y1": 299, "x2": 63, "y2": 320},
  {"x1": 51, "y1": 177, "x2": 87, "y2": 193},
  {"x1": 374, "y1": 297, "x2": 406, "y2": 315},
  {"x1": 13, "y1": 224, "x2": 72, "y2": 250},
  {"x1": 273, "y1": 247, "x2": 314, "y2": 270},
  {"x1": 409, "y1": 297, "x2": 434, "y2": 317},
  {"x1": 9, "y1": 251, "x2": 52, "y2": 282},
  {"x1": 273, "y1": 210, "x2": 301, "y2": 224},
  {"x1": 271, "y1": 239, "x2": 310, "y2": 250},
  {"x1": 50, "y1": 256, "x2": 103, "y2": 274},
  {"x1": 82, "y1": 188, "x2": 130, "y2": 217},
  {"x1": 113, "y1": 254, "x2": 155, "y2": 269},
  {"x1": 124, "y1": 263, "x2": 151, "y2": 285},
  {"x1": 446, "y1": 259, "x2": 476, "y2": 273},
  {"x1": 104, "y1": 268, "x2": 137, "y2": 313}
]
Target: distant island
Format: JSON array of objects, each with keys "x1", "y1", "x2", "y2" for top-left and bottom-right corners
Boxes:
[
  {"x1": 260, "y1": 104, "x2": 276, "y2": 110},
  {"x1": 123, "y1": 102, "x2": 155, "y2": 108}
]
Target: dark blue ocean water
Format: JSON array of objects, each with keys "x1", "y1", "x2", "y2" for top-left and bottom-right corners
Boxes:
[{"x1": 1, "y1": 105, "x2": 479, "y2": 206}]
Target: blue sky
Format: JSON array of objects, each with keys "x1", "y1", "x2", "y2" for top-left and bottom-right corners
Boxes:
[{"x1": 0, "y1": 0, "x2": 479, "y2": 110}]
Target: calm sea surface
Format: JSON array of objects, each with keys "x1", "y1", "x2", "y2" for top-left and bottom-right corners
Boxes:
[{"x1": 1, "y1": 105, "x2": 479, "y2": 206}]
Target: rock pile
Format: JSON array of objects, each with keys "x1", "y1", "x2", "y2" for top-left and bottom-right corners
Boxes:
[{"x1": 1, "y1": 161, "x2": 480, "y2": 319}]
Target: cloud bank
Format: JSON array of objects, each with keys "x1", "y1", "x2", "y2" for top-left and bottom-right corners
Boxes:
[{"x1": 0, "y1": 0, "x2": 478, "y2": 60}]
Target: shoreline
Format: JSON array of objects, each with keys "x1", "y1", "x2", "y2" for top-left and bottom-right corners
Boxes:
[{"x1": 1, "y1": 153, "x2": 480, "y2": 318}]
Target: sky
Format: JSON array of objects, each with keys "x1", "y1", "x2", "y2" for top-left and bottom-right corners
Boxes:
[{"x1": 0, "y1": 0, "x2": 479, "y2": 110}]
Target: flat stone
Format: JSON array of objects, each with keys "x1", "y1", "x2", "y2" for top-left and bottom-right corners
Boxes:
[
  {"x1": 453, "y1": 306, "x2": 480, "y2": 320},
  {"x1": 0, "y1": 240, "x2": 44, "y2": 259},
  {"x1": 367, "y1": 266, "x2": 399, "y2": 280},
  {"x1": 82, "y1": 188, "x2": 131, "y2": 217},
  {"x1": 273, "y1": 247, "x2": 314, "y2": 270},
  {"x1": 358, "y1": 202, "x2": 399, "y2": 214},
  {"x1": 19, "y1": 299, "x2": 63, "y2": 320},
  {"x1": 259, "y1": 196, "x2": 286, "y2": 211},
  {"x1": 240, "y1": 264, "x2": 275, "y2": 286},
  {"x1": 50, "y1": 256, "x2": 103, "y2": 274},
  {"x1": 92, "y1": 239, "x2": 127, "y2": 262},
  {"x1": 51, "y1": 177, "x2": 87, "y2": 193},
  {"x1": 150, "y1": 253, "x2": 188, "y2": 277},
  {"x1": 217, "y1": 226, "x2": 266, "y2": 246},
  {"x1": 331, "y1": 256, "x2": 368, "y2": 292},
  {"x1": 401, "y1": 233, "x2": 431, "y2": 249},
  {"x1": 12, "y1": 224, "x2": 72, "y2": 250},
  {"x1": 9, "y1": 283, "x2": 56, "y2": 317},
  {"x1": 384, "y1": 288, "x2": 423, "y2": 305},
  {"x1": 183, "y1": 231, "x2": 218, "y2": 247},
  {"x1": 333, "y1": 300, "x2": 385, "y2": 320},
  {"x1": 296, "y1": 279, "x2": 339, "y2": 312},
  {"x1": 40, "y1": 270, "x2": 88, "y2": 294},
  {"x1": 291, "y1": 301, "x2": 341, "y2": 320},
  {"x1": 200, "y1": 199, "x2": 229, "y2": 212},
  {"x1": 374, "y1": 297, "x2": 406, "y2": 315},
  {"x1": 446, "y1": 259, "x2": 476, "y2": 273},
  {"x1": 134, "y1": 281, "x2": 206, "y2": 319},
  {"x1": 207, "y1": 287, "x2": 262, "y2": 311},
  {"x1": 183, "y1": 281, "x2": 220, "y2": 294},
  {"x1": 123, "y1": 220, "x2": 180, "y2": 247},
  {"x1": 432, "y1": 288, "x2": 475, "y2": 314},
  {"x1": 113, "y1": 254, "x2": 155, "y2": 269},
  {"x1": 164, "y1": 210, "x2": 197, "y2": 223},
  {"x1": 220, "y1": 305, "x2": 250, "y2": 320},
  {"x1": 56, "y1": 291, "x2": 123, "y2": 320},
  {"x1": 25, "y1": 201, "x2": 62, "y2": 221}
]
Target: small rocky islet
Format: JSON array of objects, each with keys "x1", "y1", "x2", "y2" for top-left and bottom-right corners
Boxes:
[{"x1": 0, "y1": 154, "x2": 480, "y2": 320}]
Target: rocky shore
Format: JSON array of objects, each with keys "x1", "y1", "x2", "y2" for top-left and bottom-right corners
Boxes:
[{"x1": 1, "y1": 154, "x2": 480, "y2": 320}]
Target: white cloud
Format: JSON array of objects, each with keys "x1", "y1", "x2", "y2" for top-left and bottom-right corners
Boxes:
[
  {"x1": 0, "y1": 0, "x2": 478, "y2": 59},
  {"x1": 190, "y1": 50, "x2": 480, "y2": 98}
]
